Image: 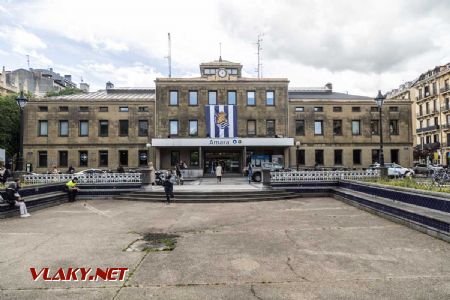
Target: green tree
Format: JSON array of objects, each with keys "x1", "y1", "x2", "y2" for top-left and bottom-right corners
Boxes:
[
  {"x1": 46, "y1": 87, "x2": 84, "y2": 97},
  {"x1": 0, "y1": 93, "x2": 20, "y2": 160}
]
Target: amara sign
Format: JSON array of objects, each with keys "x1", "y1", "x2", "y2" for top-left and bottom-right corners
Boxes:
[{"x1": 152, "y1": 138, "x2": 293, "y2": 147}]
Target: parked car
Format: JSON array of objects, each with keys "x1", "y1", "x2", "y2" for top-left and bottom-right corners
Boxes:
[
  {"x1": 74, "y1": 169, "x2": 107, "y2": 175},
  {"x1": 244, "y1": 162, "x2": 287, "y2": 182},
  {"x1": 368, "y1": 163, "x2": 414, "y2": 177},
  {"x1": 413, "y1": 163, "x2": 443, "y2": 175}
]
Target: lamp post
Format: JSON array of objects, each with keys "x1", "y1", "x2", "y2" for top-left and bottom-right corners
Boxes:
[
  {"x1": 15, "y1": 90, "x2": 28, "y2": 172},
  {"x1": 374, "y1": 90, "x2": 387, "y2": 178},
  {"x1": 145, "y1": 143, "x2": 152, "y2": 165},
  {"x1": 295, "y1": 141, "x2": 301, "y2": 171}
]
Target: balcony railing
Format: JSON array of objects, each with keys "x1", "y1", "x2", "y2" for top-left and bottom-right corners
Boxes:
[
  {"x1": 441, "y1": 105, "x2": 450, "y2": 112},
  {"x1": 270, "y1": 170, "x2": 380, "y2": 183},
  {"x1": 440, "y1": 86, "x2": 450, "y2": 94},
  {"x1": 415, "y1": 142, "x2": 440, "y2": 150},
  {"x1": 416, "y1": 125, "x2": 439, "y2": 133},
  {"x1": 22, "y1": 173, "x2": 142, "y2": 185}
]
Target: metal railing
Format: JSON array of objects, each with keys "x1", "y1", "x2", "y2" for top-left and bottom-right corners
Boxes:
[
  {"x1": 23, "y1": 173, "x2": 142, "y2": 185},
  {"x1": 270, "y1": 170, "x2": 380, "y2": 183}
]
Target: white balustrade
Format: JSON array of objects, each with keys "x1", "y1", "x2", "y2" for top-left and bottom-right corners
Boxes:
[
  {"x1": 23, "y1": 173, "x2": 142, "y2": 185},
  {"x1": 270, "y1": 170, "x2": 380, "y2": 183}
]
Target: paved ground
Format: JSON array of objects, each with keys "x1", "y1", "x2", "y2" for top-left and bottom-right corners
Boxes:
[{"x1": 1, "y1": 196, "x2": 450, "y2": 299}]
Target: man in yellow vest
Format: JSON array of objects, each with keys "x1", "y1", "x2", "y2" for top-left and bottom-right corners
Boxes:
[{"x1": 66, "y1": 177, "x2": 80, "y2": 202}]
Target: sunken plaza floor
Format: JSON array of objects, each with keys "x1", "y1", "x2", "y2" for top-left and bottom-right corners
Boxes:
[{"x1": 1, "y1": 189, "x2": 450, "y2": 299}]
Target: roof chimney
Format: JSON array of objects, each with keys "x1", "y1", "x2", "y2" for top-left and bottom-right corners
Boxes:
[
  {"x1": 325, "y1": 82, "x2": 332, "y2": 91},
  {"x1": 106, "y1": 81, "x2": 114, "y2": 89}
]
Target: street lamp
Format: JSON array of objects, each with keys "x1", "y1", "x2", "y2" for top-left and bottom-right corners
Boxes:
[
  {"x1": 15, "y1": 90, "x2": 28, "y2": 171},
  {"x1": 295, "y1": 141, "x2": 301, "y2": 171},
  {"x1": 374, "y1": 90, "x2": 387, "y2": 178}
]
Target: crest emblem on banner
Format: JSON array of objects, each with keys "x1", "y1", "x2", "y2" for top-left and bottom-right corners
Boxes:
[{"x1": 215, "y1": 111, "x2": 229, "y2": 129}]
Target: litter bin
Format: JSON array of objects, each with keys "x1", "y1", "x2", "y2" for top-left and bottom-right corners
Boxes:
[{"x1": 262, "y1": 169, "x2": 271, "y2": 186}]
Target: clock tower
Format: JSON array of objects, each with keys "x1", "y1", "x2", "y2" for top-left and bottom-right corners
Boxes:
[{"x1": 199, "y1": 58, "x2": 243, "y2": 80}]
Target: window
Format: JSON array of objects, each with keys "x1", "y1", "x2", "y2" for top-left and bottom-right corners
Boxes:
[
  {"x1": 189, "y1": 120, "x2": 198, "y2": 136},
  {"x1": 266, "y1": 91, "x2": 275, "y2": 105},
  {"x1": 59, "y1": 106, "x2": 68, "y2": 112},
  {"x1": 79, "y1": 121, "x2": 89, "y2": 136},
  {"x1": 79, "y1": 106, "x2": 89, "y2": 112},
  {"x1": 353, "y1": 149, "x2": 362, "y2": 165},
  {"x1": 389, "y1": 106, "x2": 399, "y2": 112},
  {"x1": 190, "y1": 151, "x2": 199, "y2": 166},
  {"x1": 171, "y1": 151, "x2": 180, "y2": 166},
  {"x1": 297, "y1": 150, "x2": 305, "y2": 165},
  {"x1": 138, "y1": 120, "x2": 149, "y2": 136},
  {"x1": 352, "y1": 120, "x2": 361, "y2": 135},
  {"x1": 39, "y1": 120, "x2": 48, "y2": 136},
  {"x1": 352, "y1": 107, "x2": 361, "y2": 112},
  {"x1": 247, "y1": 120, "x2": 256, "y2": 136},
  {"x1": 99, "y1": 107, "x2": 108, "y2": 112},
  {"x1": 371, "y1": 120, "x2": 379, "y2": 135},
  {"x1": 389, "y1": 120, "x2": 399, "y2": 135},
  {"x1": 420, "y1": 120, "x2": 423, "y2": 128},
  {"x1": 169, "y1": 120, "x2": 178, "y2": 136},
  {"x1": 315, "y1": 150, "x2": 324, "y2": 165},
  {"x1": 266, "y1": 120, "x2": 275, "y2": 136},
  {"x1": 314, "y1": 120, "x2": 323, "y2": 135},
  {"x1": 99, "y1": 151, "x2": 108, "y2": 167},
  {"x1": 228, "y1": 68, "x2": 238, "y2": 75},
  {"x1": 138, "y1": 150, "x2": 148, "y2": 166},
  {"x1": 247, "y1": 91, "x2": 256, "y2": 106},
  {"x1": 227, "y1": 91, "x2": 237, "y2": 105},
  {"x1": 189, "y1": 91, "x2": 198, "y2": 106},
  {"x1": 119, "y1": 150, "x2": 128, "y2": 166},
  {"x1": 59, "y1": 120, "x2": 69, "y2": 136},
  {"x1": 391, "y1": 149, "x2": 399, "y2": 164},
  {"x1": 38, "y1": 151, "x2": 47, "y2": 168},
  {"x1": 119, "y1": 120, "x2": 129, "y2": 136},
  {"x1": 99, "y1": 120, "x2": 108, "y2": 137},
  {"x1": 169, "y1": 90, "x2": 178, "y2": 105},
  {"x1": 426, "y1": 102, "x2": 430, "y2": 114},
  {"x1": 314, "y1": 107, "x2": 323, "y2": 112},
  {"x1": 372, "y1": 149, "x2": 380, "y2": 164},
  {"x1": 39, "y1": 106, "x2": 48, "y2": 112},
  {"x1": 79, "y1": 151, "x2": 88, "y2": 167},
  {"x1": 371, "y1": 106, "x2": 379, "y2": 112},
  {"x1": 334, "y1": 149, "x2": 343, "y2": 165},
  {"x1": 295, "y1": 107, "x2": 304, "y2": 112},
  {"x1": 419, "y1": 104, "x2": 423, "y2": 115},
  {"x1": 119, "y1": 106, "x2": 129, "y2": 112},
  {"x1": 333, "y1": 120, "x2": 342, "y2": 135},
  {"x1": 58, "y1": 151, "x2": 68, "y2": 167},
  {"x1": 208, "y1": 91, "x2": 217, "y2": 105},
  {"x1": 333, "y1": 106, "x2": 342, "y2": 112},
  {"x1": 138, "y1": 106, "x2": 149, "y2": 112},
  {"x1": 295, "y1": 120, "x2": 305, "y2": 136}
]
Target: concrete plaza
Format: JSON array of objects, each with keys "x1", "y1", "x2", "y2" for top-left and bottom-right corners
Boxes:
[{"x1": 1, "y1": 195, "x2": 450, "y2": 299}]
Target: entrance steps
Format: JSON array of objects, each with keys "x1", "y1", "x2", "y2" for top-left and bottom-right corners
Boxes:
[{"x1": 114, "y1": 190, "x2": 299, "y2": 203}]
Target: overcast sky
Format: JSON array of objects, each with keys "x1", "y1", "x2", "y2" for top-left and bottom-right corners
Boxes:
[{"x1": 1, "y1": 0, "x2": 449, "y2": 96}]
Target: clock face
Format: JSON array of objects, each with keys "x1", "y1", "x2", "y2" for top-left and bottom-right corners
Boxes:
[{"x1": 218, "y1": 68, "x2": 227, "y2": 78}]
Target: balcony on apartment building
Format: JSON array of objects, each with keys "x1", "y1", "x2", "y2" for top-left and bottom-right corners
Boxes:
[
  {"x1": 416, "y1": 142, "x2": 441, "y2": 150},
  {"x1": 417, "y1": 108, "x2": 440, "y2": 118},
  {"x1": 441, "y1": 85, "x2": 450, "y2": 94},
  {"x1": 416, "y1": 125, "x2": 440, "y2": 133},
  {"x1": 417, "y1": 91, "x2": 438, "y2": 102}
]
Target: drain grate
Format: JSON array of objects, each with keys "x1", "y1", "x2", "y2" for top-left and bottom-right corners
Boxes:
[{"x1": 125, "y1": 233, "x2": 179, "y2": 252}]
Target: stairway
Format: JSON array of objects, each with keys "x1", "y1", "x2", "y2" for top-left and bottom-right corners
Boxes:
[{"x1": 114, "y1": 190, "x2": 299, "y2": 203}]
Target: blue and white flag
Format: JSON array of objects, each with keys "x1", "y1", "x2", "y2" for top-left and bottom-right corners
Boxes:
[{"x1": 205, "y1": 105, "x2": 238, "y2": 138}]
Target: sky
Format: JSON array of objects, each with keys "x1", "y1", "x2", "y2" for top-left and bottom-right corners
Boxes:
[{"x1": 0, "y1": 0, "x2": 449, "y2": 96}]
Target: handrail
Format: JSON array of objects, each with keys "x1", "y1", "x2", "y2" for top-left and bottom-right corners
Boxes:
[
  {"x1": 22, "y1": 173, "x2": 142, "y2": 185},
  {"x1": 270, "y1": 170, "x2": 380, "y2": 183}
]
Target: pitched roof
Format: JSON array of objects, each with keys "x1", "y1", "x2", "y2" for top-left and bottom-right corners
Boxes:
[{"x1": 41, "y1": 88, "x2": 155, "y2": 101}]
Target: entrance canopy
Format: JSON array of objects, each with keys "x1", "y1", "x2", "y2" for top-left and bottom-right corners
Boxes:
[{"x1": 152, "y1": 138, "x2": 294, "y2": 147}]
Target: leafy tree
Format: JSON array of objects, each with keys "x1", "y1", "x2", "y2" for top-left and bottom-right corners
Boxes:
[
  {"x1": 46, "y1": 87, "x2": 84, "y2": 97},
  {"x1": 0, "y1": 93, "x2": 20, "y2": 160}
]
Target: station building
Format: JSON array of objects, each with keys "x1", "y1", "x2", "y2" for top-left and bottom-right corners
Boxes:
[{"x1": 23, "y1": 59, "x2": 413, "y2": 174}]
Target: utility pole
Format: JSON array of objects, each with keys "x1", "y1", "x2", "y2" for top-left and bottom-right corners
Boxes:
[
  {"x1": 256, "y1": 34, "x2": 264, "y2": 78},
  {"x1": 26, "y1": 55, "x2": 30, "y2": 69}
]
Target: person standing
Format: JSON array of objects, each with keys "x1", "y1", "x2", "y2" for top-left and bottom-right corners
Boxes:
[
  {"x1": 117, "y1": 165, "x2": 125, "y2": 173},
  {"x1": 163, "y1": 172, "x2": 174, "y2": 204},
  {"x1": 67, "y1": 165, "x2": 75, "y2": 174},
  {"x1": 0, "y1": 165, "x2": 6, "y2": 185},
  {"x1": 149, "y1": 162, "x2": 156, "y2": 185},
  {"x1": 6, "y1": 178, "x2": 30, "y2": 217},
  {"x1": 248, "y1": 164, "x2": 253, "y2": 184},
  {"x1": 216, "y1": 163, "x2": 223, "y2": 183},
  {"x1": 66, "y1": 177, "x2": 80, "y2": 202}
]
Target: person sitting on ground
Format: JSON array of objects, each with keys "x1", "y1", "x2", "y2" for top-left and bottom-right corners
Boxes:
[
  {"x1": 51, "y1": 165, "x2": 60, "y2": 174},
  {"x1": 6, "y1": 178, "x2": 30, "y2": 218},
  {"x1": 67, "y1": 165, "x2": 75, "y2": 174},
  {"x1": 66, "y1": 177, "x2": 80, "y2": 202},
  {"x1": 117, "y1": 165, "x2": 125, "y2": 173}
]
